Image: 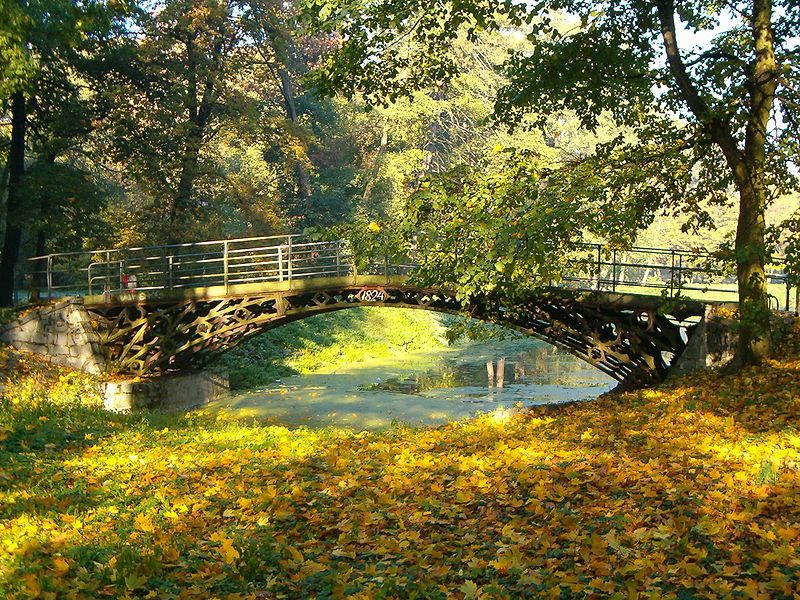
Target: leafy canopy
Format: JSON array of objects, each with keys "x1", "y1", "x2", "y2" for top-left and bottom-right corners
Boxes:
[{"x1": 301, "y1": 0, "x2": 800, "y2": 298}]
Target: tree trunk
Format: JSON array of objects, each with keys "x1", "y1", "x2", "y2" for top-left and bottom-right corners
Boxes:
[
  {"x1": 170, "y1": 129, "x2": 202, "y2": 243},
  {"x1": 278, "y1": 67, "x2": 312, "y2": 208},
  {"x1": 656, "y1": 0, "x2": 776, "y2": 367},
  {"x1": 733, "y1": 181, "x2": 770, "y2": 365},
  {"x1": 168, "y1": 34, "x2": 216, "y2": 244},
  {"x1": 362, "y1": 120, "x2": 389, "y2": 204},
  {"x1": 730, "y1": 0, "x2": 778, "y2": 366},
  {"x1": 0, "y1": 92, "x2": 27, "y2": 306}
]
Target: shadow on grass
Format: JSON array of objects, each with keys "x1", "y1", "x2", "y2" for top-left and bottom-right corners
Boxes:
[{"x1": 4, "y1": 390, "x2": 797, "y2": 597}]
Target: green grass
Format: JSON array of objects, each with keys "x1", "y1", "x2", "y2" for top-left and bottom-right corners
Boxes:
[{"x1": 215, "y1": 307, "x2": 452, "y2": 390}]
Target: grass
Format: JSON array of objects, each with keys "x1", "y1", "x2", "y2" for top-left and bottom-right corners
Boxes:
[
  {"x1": 215, "y1": 307, "x2": 452, "y2": 390},
  {"x1": 2, "y1": 320, "x2": 800, "y2": 598}
]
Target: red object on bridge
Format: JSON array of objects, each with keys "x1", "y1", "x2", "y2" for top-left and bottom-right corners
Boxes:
[{"x1": 120, "y1": 274, "x2": 137, "y2": 291}]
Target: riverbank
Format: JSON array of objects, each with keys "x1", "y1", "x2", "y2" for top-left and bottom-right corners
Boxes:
[
  {"x1": 2, "y1": 319, "x2": 800, "y2": 597},
  {"x1": 216, "y1": 307, "x2": 452, "y2": 389}
]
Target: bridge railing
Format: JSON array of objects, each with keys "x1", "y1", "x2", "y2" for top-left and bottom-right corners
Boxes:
[
  {"x1": 26, "y1": 235, "x2": 797, "y2": 311},
  {"x1": 26, "y1": 235, "x2": 358, "y2": 300},
  {"x1": 564, "y1": 244, "x2": 795, "y2": 311}
]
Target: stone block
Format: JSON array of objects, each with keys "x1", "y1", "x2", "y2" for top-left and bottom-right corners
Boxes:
[
  {"x1": 53, "y1": 298, "x2": 79, "y2": 312},
  {"x1": 671, "y1": 306, "x2": 737, "y2": 376},
  {"x1": 101, "y1": 370, "x2": 229, "y2": 413},
  {"x1": 83, "y1": 332, "x2": 101, "y2": 344},
  {"x1": 18, "y1": 330, "x2": 47, "y2": 346},
  {"x1": 19, "y1": 320, "x2": 40, "y2": 334},
  {"x1": 0, "y1": 299, "x2": 106, "y2": 373}
]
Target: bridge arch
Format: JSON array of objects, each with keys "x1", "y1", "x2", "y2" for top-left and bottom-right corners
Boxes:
[{"x1": 87, "y1": 284, "x2": 703, "y2": 387}]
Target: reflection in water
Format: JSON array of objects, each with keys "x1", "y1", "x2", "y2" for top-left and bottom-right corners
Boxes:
[
  {"x1": 209, "y1": 339, "x2": 614, "y2": 430},
  {"x1": 360, "y1": 346, "x2": 603, "y2": 395}
]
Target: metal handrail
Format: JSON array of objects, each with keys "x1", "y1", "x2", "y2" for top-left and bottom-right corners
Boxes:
[{"x1": 24, "y1": 234, "x2": 798, "y2": 312}]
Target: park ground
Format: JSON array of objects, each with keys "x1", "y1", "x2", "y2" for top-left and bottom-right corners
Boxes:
[{"x1": 1, "y1": 317, "x2": 800, "y2": 598}]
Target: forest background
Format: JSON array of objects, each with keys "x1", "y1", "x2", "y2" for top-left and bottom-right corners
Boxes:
[{"x1": 0, "y1": 0, "x2": 797, "y2": 304}]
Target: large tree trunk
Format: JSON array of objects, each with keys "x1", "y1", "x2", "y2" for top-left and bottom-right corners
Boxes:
[
  {"x1": 168, "y1": 34, "x2": 219, "y2": 244},
  {"x1": 0, "y1": 92, "x2": 27, "y2": 306},
  {"x1": 731, "y1": 0, "x2": 778, "y2": 366},
  {"x1": 657, "y1": 0, "x2": 776, "y2": 367},
  {"x1": 733, "y1": 181, "x2": 770, "y2": 364},
  {"x1": 278, "y1": 67, "x2": 312, "y2": 212},
  {"x1": 169, "y1": 129, "x2": 202, "y2": 243}
]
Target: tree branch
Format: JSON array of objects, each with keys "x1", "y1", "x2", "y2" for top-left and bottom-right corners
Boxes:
[{"x1": 655, "y1": 0, "x2": 745, "y2": 175}]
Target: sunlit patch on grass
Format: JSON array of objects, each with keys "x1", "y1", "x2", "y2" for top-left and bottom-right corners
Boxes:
[
  {"x1": 488, "y1": 407, "x2": 512, "y2": 424},
  {"x1": 3, "y1": 319, "x2": 800, "y2": 596}
]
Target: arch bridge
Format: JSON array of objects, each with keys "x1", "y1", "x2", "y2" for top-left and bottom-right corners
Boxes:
[{"x1": 16, "y1": 234, "x2": 796, "y2": 388}]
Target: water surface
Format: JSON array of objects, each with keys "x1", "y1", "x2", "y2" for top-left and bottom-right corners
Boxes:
[{"x1": 209, "y1": 338, "x2": 614, "y2": 430}]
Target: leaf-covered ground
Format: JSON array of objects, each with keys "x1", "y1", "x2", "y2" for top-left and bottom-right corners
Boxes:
[{"x1": 2, "y1": 319, "x2": 800, "y2": 599}]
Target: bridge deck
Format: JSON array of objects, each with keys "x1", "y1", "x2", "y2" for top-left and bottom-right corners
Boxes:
[
  {"x1": 26, "y1": 233, "x2": 797, "y2": 312},
  {"x1": 80, "y1": 272, "x2": 715, "y2": 323}
]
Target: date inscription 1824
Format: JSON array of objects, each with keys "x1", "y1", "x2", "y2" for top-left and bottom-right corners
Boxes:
[{"x1": 357, "y1": 287, "x2": 388, "y2": 303}]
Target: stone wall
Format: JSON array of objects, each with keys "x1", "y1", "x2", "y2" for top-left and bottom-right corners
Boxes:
[
  {"x1": 671, "y1": 305, "x2": 738, "y2": 376},
  {"x1": 102, "y1": 371, "x2": 230, "y2": 412},
  {"x1": 0, "y1": 298, "x2": 107, "y2": 373}
]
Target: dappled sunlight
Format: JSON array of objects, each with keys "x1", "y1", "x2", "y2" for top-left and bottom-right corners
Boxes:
[{"x1": 2, "y1": 320, "x2": 800, "y2": 596}]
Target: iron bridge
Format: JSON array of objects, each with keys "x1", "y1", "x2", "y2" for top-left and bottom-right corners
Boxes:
[{"x1": 26, "y1": 234, "x2": 796, "y2": 387}]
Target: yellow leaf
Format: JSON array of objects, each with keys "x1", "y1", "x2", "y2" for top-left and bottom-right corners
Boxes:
[
  {"x1": 21, "y1": 573, "x2": 41, "y2": 596},
  {"x1": 741, "y1": 578, "x2": 767, "y2": 600},
  {"x1": 51, "y1": 556, "x2": 70, "y2": 576},
  {"x1": 459, "y1": 579, "x2": 480, "y2": 599},
  {"x1": 161, "y1": 546, "x2": 180, "y2": 563},
  {"x1": 590, "y1": 533, "x2": 607, "y2": 555},
  {"x1": 218, "y1": 538, "x2": 240, "y2": 564},
  {"x1": 134, "y1": 514, "x2": 155, "y2": 533},
  {"x1": 125, "y1": 573, "x2": 147, "y2": 590},
  {"x1": 287, "y1": 545, "x2": 304, "y2": 563}
]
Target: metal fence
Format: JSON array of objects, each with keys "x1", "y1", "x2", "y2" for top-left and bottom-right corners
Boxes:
[
  {"x1": 25, "y1": 234, "x2": 798, "y2": 312},
  {"x1": 565, "y1": 244, "x2": 795, "y2": 311},
  {"x1": 27, "y1": 235, "x2": 355, "y2": 300}
]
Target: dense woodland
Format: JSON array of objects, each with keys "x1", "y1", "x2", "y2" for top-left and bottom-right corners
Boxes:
[
  {"x1": 1, "y1": 0, "x2": 798, "y2": 364},
  {"x1": 0, "y1": 3, "x2": 559, "y2": 256}
]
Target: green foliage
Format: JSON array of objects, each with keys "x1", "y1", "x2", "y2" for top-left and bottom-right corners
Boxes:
[
  {"x1": 0, "y1": 1, "x2": 36, "y2": 98},
  {"x1": 216, "y1": 307, "x2": 449, "y2": 389},
  {"x1": 441, "y1": 317, "x2": 519, "y2": 344},
  {"x1": 301, "y1": 0, "x2": 800, "y2": 363},
  {"x1": 402, "y1": 151, "x2": 599, "y2": 301},
  {"x1": 19, "y1": 162, "x2": 106, "y2": 250},
  {"x1": 771, "y1": 205, "x2": 800, "y2": 287},
  {"x1": 301, "y1": 0, "x2": 529, "y2": 106}
]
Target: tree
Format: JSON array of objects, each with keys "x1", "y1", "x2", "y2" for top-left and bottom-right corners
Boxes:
[
  {"x1": 302, "y1": 0, "x2": 799, "y2": 367},
  {"x1": 238, "y1": 0, "x2": 317, "y2": 225},
  {"x1": 103, "y1": 0, "x2": 246, "y2": 242},
  {"x1": 0, "y1": 0, "x2": 132, "y2": 305}
]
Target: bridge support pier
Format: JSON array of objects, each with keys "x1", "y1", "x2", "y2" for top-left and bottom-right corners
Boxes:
[
  {"x1": 102, "y1": 370, "x2": 229, "y2": 412},
  {"x1": 670, "y1": 306, "x2": 738, "y2": 376},
  {"x1": 0, "y1": 298, "x2": 107, "y2": 373}
]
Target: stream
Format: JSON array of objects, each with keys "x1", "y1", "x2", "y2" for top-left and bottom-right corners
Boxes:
[{"x1": 208, "y1": 337, "x2": 614, "y2": 430}]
